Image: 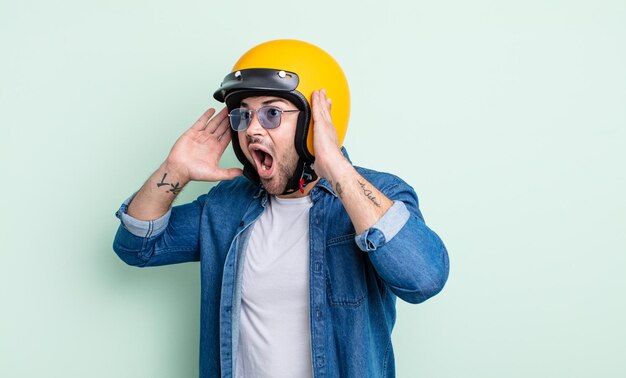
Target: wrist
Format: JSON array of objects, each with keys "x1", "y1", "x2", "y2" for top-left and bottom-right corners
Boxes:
[
  {"x1": 321, "y1": 156, "x2": 354, "y2": 185},
  {"x1": 160, "y1": 160, "x2": 191, "y2": 186}
]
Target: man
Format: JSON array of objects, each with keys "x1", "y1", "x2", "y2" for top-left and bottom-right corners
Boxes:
[{"x1": 113, "y1": 39, "x2": 449, "y2": 377}]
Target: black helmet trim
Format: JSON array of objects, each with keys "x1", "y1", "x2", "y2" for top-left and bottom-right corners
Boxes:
[{"x1": 213, "y1": 68, "x2": 300, "y2": 102}]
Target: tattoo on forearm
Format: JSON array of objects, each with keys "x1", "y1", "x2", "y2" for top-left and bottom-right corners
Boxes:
[
  {"x1": 335, "y1": 182, "x2": 344, "y2": 199},
  {"x1": 156, "y1": 173, "x2": 169, "y2": 188},
  {"x1": 328, "y1": 180, "x2": 344, "y2": 199},
  {"x1": 156, "y1": 173, "x2": 183, "y2": 195},
  {"x1": 357, "y1": 179, "x2": 381, "y2": 207}
]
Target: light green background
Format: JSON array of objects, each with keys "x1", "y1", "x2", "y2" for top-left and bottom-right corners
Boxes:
[{"x1": 1, "y1": 0, "x2": 625, "y2": 377}]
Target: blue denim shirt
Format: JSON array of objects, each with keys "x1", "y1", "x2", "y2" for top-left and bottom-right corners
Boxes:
[{"x1": 113, "y1": 160, "x2": 449, "y2": 378}]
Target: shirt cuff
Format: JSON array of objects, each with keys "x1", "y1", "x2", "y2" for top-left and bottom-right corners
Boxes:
[
  {"x1": 354, "y1": 200, "x2": 410, "y2": 252},
  {"x1": 114, "y1": 194, "x2": 171, "y2": 238}
]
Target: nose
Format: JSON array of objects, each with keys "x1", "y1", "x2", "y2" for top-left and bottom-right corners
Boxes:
[{"x1": 245, "y1": 111, "x2": 265, "y2": 136}]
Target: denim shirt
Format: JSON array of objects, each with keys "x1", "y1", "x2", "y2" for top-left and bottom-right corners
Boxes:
[{"x1": 113, "y1": 161, "x2": 449, "y2": 378}]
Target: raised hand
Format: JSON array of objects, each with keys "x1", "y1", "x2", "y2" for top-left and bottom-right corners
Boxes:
[
  {"x1": 310, "y1": 89, "x2": 350, "y2": 180},
  {"x1": 127, "y1": 108, "x2": 243, "y2": 220},
  {"x1": 166, "y1": 107, "x2": 243, "y2": 183}
]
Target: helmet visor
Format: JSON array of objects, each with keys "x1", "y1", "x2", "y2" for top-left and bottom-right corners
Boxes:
[{"x1": 214, "y1": 68, "x2": 300, "y2": 103}]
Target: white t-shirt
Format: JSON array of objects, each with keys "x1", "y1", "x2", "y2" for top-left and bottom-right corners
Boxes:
[{"x1": 235, "y1": 195, "x2": 313, "y2": 378}]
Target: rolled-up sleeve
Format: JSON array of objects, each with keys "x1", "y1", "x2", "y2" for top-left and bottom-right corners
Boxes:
[
  {"x1": 354, "y1": 200, "x2": 410, "y2": 252},
  {"x1": 115, "y1": 195, "x2": 171, "y2": 238},
  {"x1": 112, "y1": 193, "x2": 206, "y2": 267}
]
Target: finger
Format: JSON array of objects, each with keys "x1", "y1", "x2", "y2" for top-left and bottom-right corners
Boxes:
[
  {"x1": 212, "y1": 111, "x2": 231, "y2": 137},
  {"x1": 217, "y1": 126, "x2": 233, "y2": 148},
  {"x1": 319, "y1": 90, "x2": 331, "y2": 115},
  {"x1": 312, "y1": 91, "x2": 324, "y2": 122},
  {"x1": 191, "y1": 108, "x2": 216, "y2": 130},
  {"x1": 206, "y1": 107, "x2": 229, "y2": 134}
]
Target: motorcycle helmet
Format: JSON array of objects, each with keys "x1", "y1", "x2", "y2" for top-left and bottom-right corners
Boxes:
[{"x1": 213, "y1": 39, "x2": 350, "y2": 194}]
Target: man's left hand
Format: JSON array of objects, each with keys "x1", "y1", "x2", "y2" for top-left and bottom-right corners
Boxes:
[{"x1": 311, "y1": 89, "x2": 351, "y2": 180}]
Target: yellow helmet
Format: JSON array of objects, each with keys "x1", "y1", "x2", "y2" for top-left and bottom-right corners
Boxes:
[{"x1": 214, "y1": 39, "x2": 350, "y2": 171}]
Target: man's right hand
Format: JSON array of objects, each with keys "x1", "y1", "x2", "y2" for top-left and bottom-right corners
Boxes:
[
  {"x1": 166, "y1": 107, "x2": 243, "y2": 184},
  {"x1": 126, "y1": 108, "x2": 243, "y2": 221}
]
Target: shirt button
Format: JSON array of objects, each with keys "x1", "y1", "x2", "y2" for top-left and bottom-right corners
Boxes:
[{"x1": 239, "y1": 220, "x2": 244, "y2": 227}]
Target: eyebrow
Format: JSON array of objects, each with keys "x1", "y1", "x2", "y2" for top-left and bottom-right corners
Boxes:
[{"x1": 240, "y1": 98, "x2": 290, "y2": 108}]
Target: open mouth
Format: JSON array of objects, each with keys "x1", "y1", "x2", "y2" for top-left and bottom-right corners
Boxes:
[{"x1": 249, "y1": 144, "x2": 275, "y2": 178}]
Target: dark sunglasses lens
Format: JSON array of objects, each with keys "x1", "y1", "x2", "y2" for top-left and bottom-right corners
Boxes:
[
  {"x1": 258, "y1": 107, "x2": 282, "y2": 129},
  {"x1": 229, "y1": 109, "x2": 250, "y2": 131}
]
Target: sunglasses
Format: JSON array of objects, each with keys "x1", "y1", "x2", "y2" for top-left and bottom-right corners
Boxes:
[{"x1": 229, "y1": 106, "x2": 300, "y2": 131}]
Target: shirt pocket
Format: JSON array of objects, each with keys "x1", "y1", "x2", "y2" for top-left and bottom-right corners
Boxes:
[{"x1": 325, "y1": 234, "x2": 367, "y2": 307}]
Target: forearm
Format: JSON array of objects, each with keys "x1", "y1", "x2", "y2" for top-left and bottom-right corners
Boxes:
[
  {"x1": 325, "y1": 159, "x2": 393, "y2": 234},
  {"x1": 127, "y1": 161, "x2": 190, "y2": 221}
]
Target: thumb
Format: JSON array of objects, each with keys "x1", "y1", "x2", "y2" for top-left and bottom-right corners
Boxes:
[{"x1": 213, "y1": 167, "x2": 244, "y2": 181}]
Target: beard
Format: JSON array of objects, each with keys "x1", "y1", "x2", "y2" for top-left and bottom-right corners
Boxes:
[
  {"x1": 260, "y1": 148, "x2": 299, "y2": 195},
  {"x1": 241, "y1": 134, "x2": 301, "y2": 195}
]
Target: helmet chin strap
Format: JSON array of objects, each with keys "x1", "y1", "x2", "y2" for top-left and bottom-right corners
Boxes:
[{"x1": 280, "y1": 159, "x2": 318, "y2": 195}]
